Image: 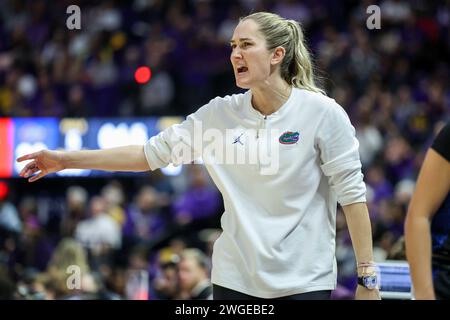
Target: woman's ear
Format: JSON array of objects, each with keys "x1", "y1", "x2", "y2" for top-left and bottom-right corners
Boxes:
[{"x1": 271, "y1": 46, "x2": 286, "y2": 66}]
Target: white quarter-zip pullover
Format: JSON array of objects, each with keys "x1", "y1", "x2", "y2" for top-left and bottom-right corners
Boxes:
[{"x1": 144, "y1": 88, "x2": 366, "y2": 298}]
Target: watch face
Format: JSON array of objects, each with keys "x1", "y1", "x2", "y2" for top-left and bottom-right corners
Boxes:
[{"x1": 363, "y1": 274, "x2": 378, "y2": 290}]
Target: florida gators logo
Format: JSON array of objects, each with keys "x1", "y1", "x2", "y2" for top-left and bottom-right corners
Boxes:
[{"x1": 279, "y1": 131, "x2": 300, "y2": 144}]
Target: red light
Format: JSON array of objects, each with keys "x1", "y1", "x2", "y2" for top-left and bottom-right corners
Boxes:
[
  {"x1": 134, "y1": 66, "x2": 152, "y2": 84},
  {"x1": 0, "y1": 181, "x2": 8, "y2": 200},
  {"x1": 0, "y1": 118, "x2": 13, "y2": 178}
]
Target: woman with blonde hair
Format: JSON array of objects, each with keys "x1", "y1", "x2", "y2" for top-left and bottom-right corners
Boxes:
[
  {"x1": 45, "y1": 238, "x2": 92, "y2": 299},
  {"x1": 18, "y1": 12, "x2": 379, "y2": 299}
]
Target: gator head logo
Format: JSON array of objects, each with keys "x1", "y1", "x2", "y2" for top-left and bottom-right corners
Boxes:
[{"x1": 279, "y1": 131, "x2": 300, "y2": 144}]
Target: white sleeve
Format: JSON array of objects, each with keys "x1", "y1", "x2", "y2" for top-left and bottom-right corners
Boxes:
[
  {"x1": 316, "y1": 103, "x2": 366, "y2": 206},
  {"x1": 143, "y1": 99, "x2": 215, "y2": 170}
]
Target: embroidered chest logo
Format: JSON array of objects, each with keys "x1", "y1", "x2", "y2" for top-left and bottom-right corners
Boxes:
[
  {"x1": 232, "y1": 132, "x2": 244, "y2": 145},
  {"x1": 279, "y1": 131, "x2": 300, "y2": 144}
]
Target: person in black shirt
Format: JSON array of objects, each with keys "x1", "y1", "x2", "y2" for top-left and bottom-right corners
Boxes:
[{"x1": 405, "y1": 122, "x2": 450, "y2": 299}]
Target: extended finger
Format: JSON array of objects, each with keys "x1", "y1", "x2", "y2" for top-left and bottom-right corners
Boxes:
[
  {"x1": 17, "y1": 152, "x2": 39, "y2": 163},
  {"x1": 23, "y1": 165, "x2": 40, "y2": 178},
  {"x1": 19, "y1": 161, "x2": 37, "y2": 177}
]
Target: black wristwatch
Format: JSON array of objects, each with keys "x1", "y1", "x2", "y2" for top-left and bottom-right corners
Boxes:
[{"x1": 358, "y1": 273, "x2": 378, "y2": 290}]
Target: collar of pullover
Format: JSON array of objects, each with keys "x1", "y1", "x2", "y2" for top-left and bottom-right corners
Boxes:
[{"x1": 244, "y1": 87, "x2": 297, "y2": 120}]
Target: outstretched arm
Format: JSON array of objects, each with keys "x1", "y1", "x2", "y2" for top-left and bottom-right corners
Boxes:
[
  {"x1": 404, "y1": 148, "x2": 450, "y2": 300},
  {"x1": 17, "y1": 96, "x2": 218, "y2": 182},
  {"x1": 17, "y1": 145, "x2": 149, "y2": 182}
]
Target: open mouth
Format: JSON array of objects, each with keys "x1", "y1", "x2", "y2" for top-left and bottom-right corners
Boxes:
[{"x1": 237, "y1": 66, "x2": 248, "y2": 74}]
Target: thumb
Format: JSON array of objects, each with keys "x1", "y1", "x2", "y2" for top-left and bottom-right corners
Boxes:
[{"x1": 28, "y1": 171, "x2": 46, "y2": 183}]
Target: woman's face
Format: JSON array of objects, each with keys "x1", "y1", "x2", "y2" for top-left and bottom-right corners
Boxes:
[{"x1": 230, "y1": 19, "x2": 274, "y2": 89}]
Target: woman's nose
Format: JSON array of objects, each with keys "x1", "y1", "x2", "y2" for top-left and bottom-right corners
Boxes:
[{"x1": 231, "y1": 48, "x2": 242, "y2": 60}]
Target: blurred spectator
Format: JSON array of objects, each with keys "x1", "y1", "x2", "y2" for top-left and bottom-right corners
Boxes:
[
  {"x1": 41, "y1": 237, "x2": 120, "y2": 300},
  {"x1": 17, "y1": 196, "x2": 44, "y2": 270},
  {"x1": 394, "y1": 179, "x2": 415, "y2": 209},
  {"x1": 372, "y1": 199, "x2": 406, "y2": 259},
  {"x1": 61, "y1": 186, "x2": 88, "y2": 238},
  {"x1": 123, "y1": 185, "x2": 169, "y2": 244},
  {"x1": 124, "y1": 245, "x2": 150, "y2": 300},
  {"x1": 348, "y1": 29, "x2": 380, "y2": 93},
  {"x1": 43, "y1": 238, "x2": 92, "y2": 299},
  {"x1": 138, "y1": 33, "x2": 175, "y2": 116},
  {"x1": 177, "y1": 248, "x2": 212, "y2": 300},
  {"x1": 355, "y1": 97, "x2": 383, "y2": 168},
  {"x1": 152, "y1": 250, "x2": 180, "y2": 300},
  {"x1": 65, "y1": 85, "x2": 92, "y2": 118},
  {"x1": 0, "y1": 182, "x2": 22, "y2": 235},
  {"x1": 383, "y1": 136, "x2": 415, "y2": 185},
  {"x1": 393, "y1": 85, "x2": 418, "y2": 132},
  {"x1": 173, "y1": 165, "x2": 221, "y2": 226},
  {"x1": 101, "y1": 181, "x2": 126, "y2": 227},
  {"x1": 75, "y1": 196, "x2": 121, "y2": 251},
  {"x1": 365, "y1": 165, "x2": 394, "y2": 208}
]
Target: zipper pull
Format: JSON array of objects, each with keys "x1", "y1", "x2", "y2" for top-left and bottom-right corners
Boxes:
[{"x1": 257, "y1": 116, "x2": 266, "y2": 139}]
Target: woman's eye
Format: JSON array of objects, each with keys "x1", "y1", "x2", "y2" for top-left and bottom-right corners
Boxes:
[{"x1": 230, "y1": 42, "x2": 251, "y2": 50}]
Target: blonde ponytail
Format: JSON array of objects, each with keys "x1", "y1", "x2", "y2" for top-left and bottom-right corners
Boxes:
[{"x1": 242, "y1": 12, "x2": 324, "y2": 94}]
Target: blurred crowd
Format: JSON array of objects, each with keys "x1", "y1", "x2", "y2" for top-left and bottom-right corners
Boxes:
[
  {"x1": 0, "y1": 0, "x2": 449, "y2": 299},
  {"x1": 1, "y1": 165, "x2": 221, "y2": 299}
]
